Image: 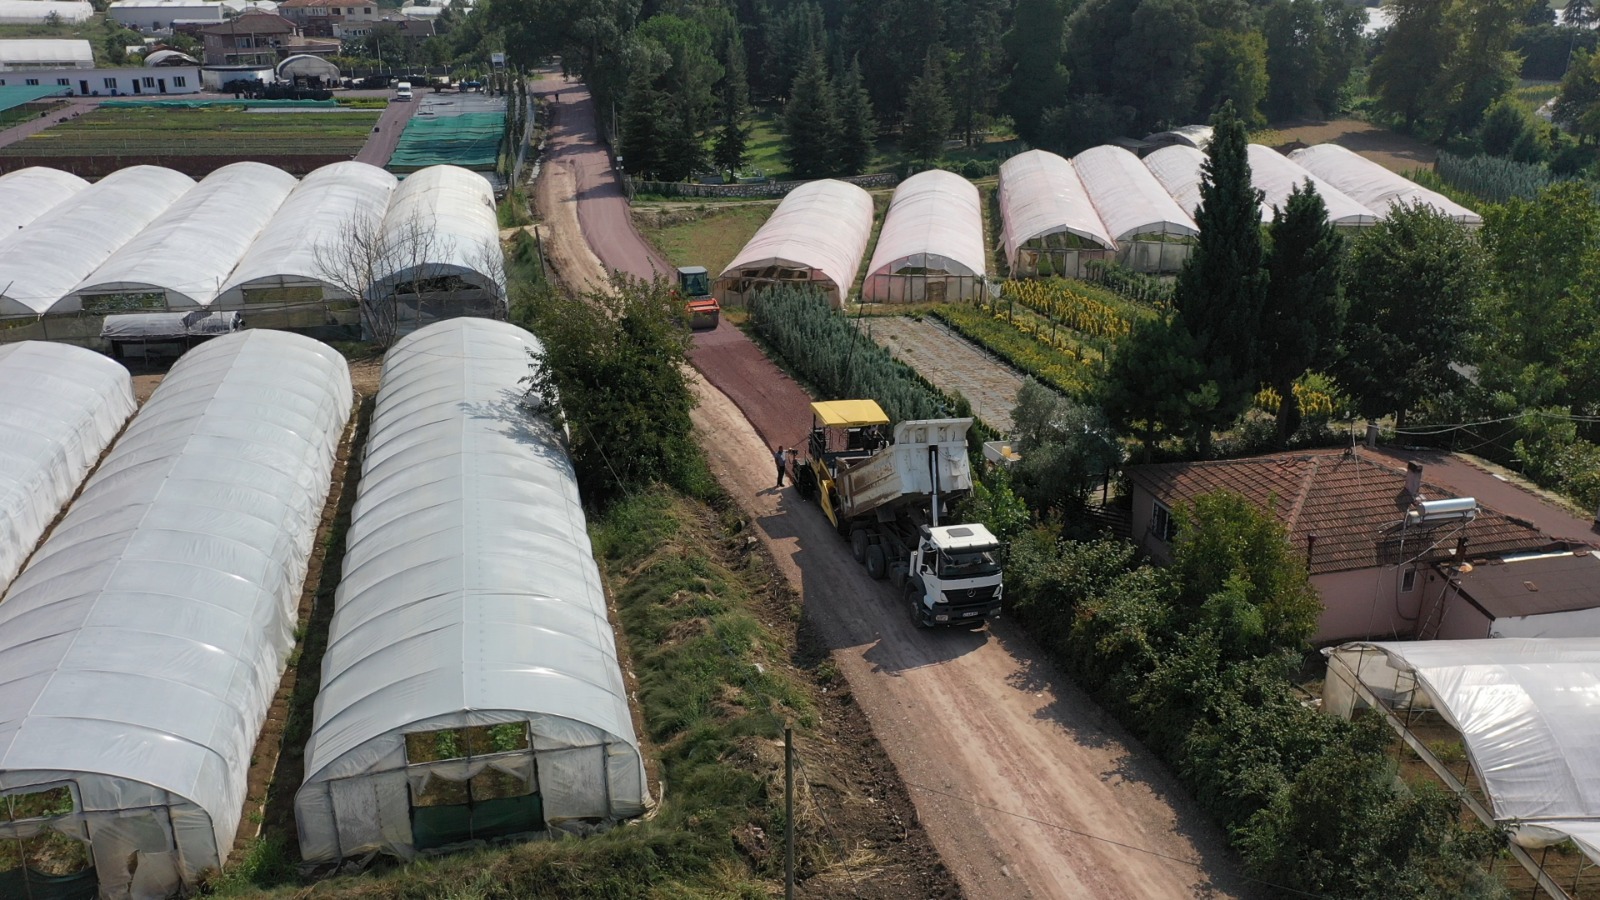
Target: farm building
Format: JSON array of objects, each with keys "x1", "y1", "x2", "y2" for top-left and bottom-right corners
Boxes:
[
  {"x1": 57, "y1": 161, "x2": 296, "y2": 313},
  {"x1": 1429, "y1": 550, "x2": 1600, "y2": 640},
  {"x1": 1323, "y1": 638, "x2": 1600, "y2": 892},
  {"x1": 714, "y1": 178, "x2": 874, "y2": 308},
  {"x1": 1288, "y1": 143, "x2": 1481, "y2": 225},
  {"x1": 214, "y1": 160, "x2": 396, "y2": 329},
  {"x1": 0, "y1": 64, "x2": 203, "y2": 95},
  {"x1": 1073, "y1": 145, "x2": 1197, "y2": 273},
  {"x1": 0, "y1": 342, "x2": 134, "y2": 596},
  {"x1": 0, "y1": 165, "x2": 196, "y2": 320},
  {"x1": 0, "y1": 39, "x2": 93, "y2": 71},
  {"x1": 863, "y1": 169, "x2": 986, "y2": 303},
  {"x1": 996, "y1": 149, "x2": 1116, "y2": 279},
  {"x1": 108, "y1": 0, "x2": 225, "y2": 30},
  {"x1": 297, "y1": 318, "x2": 647, "y2": 864},
  {"x1": 0, "y1": 166, "x2": 86, "y2": 236},
  {"x1": 0, "y1": 0, "x2": 92, "y2": 24},
  {"x1": 365, "y1": 164, "x2": 506, "y2": 336},
  {"x1": 0, "y1": 331, "x2": 350, "y2": 900},
  {"x1": 1143, "y1": 144, "x2": 1379, "y2": 227}
]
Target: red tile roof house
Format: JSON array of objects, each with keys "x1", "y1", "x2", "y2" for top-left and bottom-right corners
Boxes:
[{"x1": 1125, "y1": 447, "x2": 1599, "y2": 644}]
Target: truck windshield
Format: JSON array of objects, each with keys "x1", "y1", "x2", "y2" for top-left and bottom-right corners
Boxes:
[{"x1": 940, "y1": 550, "x2": 999, "y2": 577}]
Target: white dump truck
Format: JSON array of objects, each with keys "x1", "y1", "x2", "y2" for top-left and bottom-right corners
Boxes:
[{"x1": 794, "y1": 400, "x2": 1003, "y2": 628}]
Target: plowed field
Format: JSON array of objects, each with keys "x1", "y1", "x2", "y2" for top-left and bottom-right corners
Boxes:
[{"x1": 855, "y1": 315, "x2": 1025, "y2": 433}]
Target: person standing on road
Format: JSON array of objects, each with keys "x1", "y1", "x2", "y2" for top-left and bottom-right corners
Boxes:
[{"x1": 773, "y1": 444, "x2": 787, "y2": 488}]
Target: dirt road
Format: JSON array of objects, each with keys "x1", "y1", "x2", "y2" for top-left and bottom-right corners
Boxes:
[{"x1": 534, "y1": 71, "x2": 1255, "y2": 899}]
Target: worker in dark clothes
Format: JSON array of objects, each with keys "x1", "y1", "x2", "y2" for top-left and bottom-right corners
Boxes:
[{"x1": 773, "y1": 444, "x2": 787, "y2": 488}]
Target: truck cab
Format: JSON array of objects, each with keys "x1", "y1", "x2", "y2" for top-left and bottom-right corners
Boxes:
[
  {"x1": 908, "y1": 524, "x2": 1003, "y2": 627},
  {"x1": 394, "y1": 81, "x2": 413, "y2": 101}
]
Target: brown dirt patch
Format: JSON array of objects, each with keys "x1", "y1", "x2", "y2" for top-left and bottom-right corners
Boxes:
[
  {"x1": 1268, "y1": 118, "x2": 1437, "y2": 174},
  {"x1": 534, "y1": 159, "x2": 608, "y2": 295},
  {"x1": 854, "y1": 316, "x2": 1025, "y2": 433}
]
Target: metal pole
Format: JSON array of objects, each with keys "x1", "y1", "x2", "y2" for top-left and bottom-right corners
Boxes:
[{"x1": 784, "y1": 726, "x2": 794, "y2": 900}]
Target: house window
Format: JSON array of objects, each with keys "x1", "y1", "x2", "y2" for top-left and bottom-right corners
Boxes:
[
  {"x1": 143, "y1": 77, "x2": 155, "y2": 88},
  {"x1": 103, "y1": 77, "x2": 117, "y2": 88},
  {"x1": 1401, "y1": 567, "x2": 1417, "y2": 593},
  {"x1": 173, "y1": 76, "x2": 187, "y2": 87},
  {"x1": 1150, "y1": 501, "x2": 1176, "y2": 543},
  {"x1": 25, "y1": 78, "x2": 39, "y2": 86},
  {"x1": 364, "y1": 6, "x2": 371, "y2": 11},
  {"x1": 57, "y1": 78, "x2": 70, "y2": 86}
]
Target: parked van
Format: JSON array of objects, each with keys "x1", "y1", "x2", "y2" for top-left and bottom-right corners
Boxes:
[{"x1": 395, "y1": 81, "x2": 413, "y2": 101}]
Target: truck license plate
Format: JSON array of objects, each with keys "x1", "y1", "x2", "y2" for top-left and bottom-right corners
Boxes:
[{"x1": 963, "y1": 610, "x2": 980, "y2": 616}]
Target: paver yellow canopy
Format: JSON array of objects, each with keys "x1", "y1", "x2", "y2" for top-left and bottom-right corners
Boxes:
[{"x1": 811, "y1": 399, "x2": 890, "y2": 428}]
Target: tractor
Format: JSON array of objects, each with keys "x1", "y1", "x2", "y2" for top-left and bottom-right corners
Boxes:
[{"x1": 675, "y1": 266, "x2": 720, "y2": 330}]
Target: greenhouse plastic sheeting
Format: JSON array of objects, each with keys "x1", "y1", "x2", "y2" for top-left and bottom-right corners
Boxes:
[
  {"x1": 1073, "y1": 145, "x2": 1197, "y2": 243},
  {"x1": 297, "y1": 319, "x2": 647, "y2": 864},
  {"x1": 387, "y1": 112, "x2": 505, "y2": 170},
  {"x1": 864, "y1": 169, "x2": 985, "y2": 302},
  {"x1": 0, "y1": 166, "x2": 195, "y2": 316},
  {"x1": 0, "y1": 0, "x2": 92, "y2": 24},
  {"x1": 366, "y1": 165, "x2": 505, "y2": 333},
  {"x1": 998, "y1": 149, "x2": 1117, "y2": 266},
  {"x1": 0, "y1": 167, "x2": 88, "y2": 238},
  {"x1": 60, "y1": 161, "x2": 297, "y2": 311},
  {"x1": 0, "y1": 341, "x2": 134, "y2": 597},
  {"x1": 1325, "y1": 639, "x2": 1600, "y2": 858},
  {"x1": 1144, "y1": 144, "x2": 1378, "y2": 227},
  {"x1": 1289, "y1": 143, "x2": 1481, "y2": 225},
  {"x1": 217, "y1": 160, "x2": 398, "y2": 306},
  {"x1": 716, "y1": 179, "x2": 874, "y2": 307},
  {"x1": 0, "y1": 330, "x2": 351, "y2": 900}
]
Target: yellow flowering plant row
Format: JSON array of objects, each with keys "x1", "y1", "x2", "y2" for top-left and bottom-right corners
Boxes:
[
  {"x1": 999, "y1": 279, "x2": 1135, "y2": 341},
  {"x1": 932, "y1": 305, "x2": 1097, "y2": 398},
  {"x1": 1253, "y1": 382, "x2": 1340, "y2": 420}
]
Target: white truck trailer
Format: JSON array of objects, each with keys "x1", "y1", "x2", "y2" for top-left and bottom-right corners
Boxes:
[{"x1": 794, "y1": 400, "x2": 1003, "y2": 628}]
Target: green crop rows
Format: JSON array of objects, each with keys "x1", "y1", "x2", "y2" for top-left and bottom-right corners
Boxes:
[{"x1": 0, "y1": 107, "x2": 381, "y2": 157}]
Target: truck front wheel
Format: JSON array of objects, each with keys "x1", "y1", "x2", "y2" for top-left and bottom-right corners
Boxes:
[
  {"x1": 905, "y1": 583, "x2": 929, "y2": 629},
  {"x1": 850, "y1": 527, "x2": 869, "y2": 562}
]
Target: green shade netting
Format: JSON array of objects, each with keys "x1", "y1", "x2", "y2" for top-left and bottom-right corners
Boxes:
[{"x1": 387, "y1": 111, "x2": 504, "y2": 170}]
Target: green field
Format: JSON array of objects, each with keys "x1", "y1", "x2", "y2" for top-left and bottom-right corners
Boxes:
[
  {"x1": 636, "y1": 202, "x2": 775, "y2": 275},
  {"x1": 0, "y1": 106, "x2": 382, "y2": 158}
]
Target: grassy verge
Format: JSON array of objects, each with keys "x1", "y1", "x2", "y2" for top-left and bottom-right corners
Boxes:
[
  {"x1": 214, "y1": 484, "x2": 828, "y2": 899},
  {"x1": 633, "y1": 202, "x2": 774, "y2": 274}
]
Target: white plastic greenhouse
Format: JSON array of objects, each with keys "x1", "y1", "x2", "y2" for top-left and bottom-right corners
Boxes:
[
  {"x1": 297, "y1": 319, "x2": 647, "y2": 864},
  {"x1": 1074, "y1": 145, "x2": 1197, "y2": 273},
  {"x1": 1325, "y1": 639, "x2": 1600, "y2": 875},
  {"x1": 715, "y1": 179, "x2": 874, "y2": 308},
  {"x1": 0, "y1": 341, "x2": 134, "y2": 597},
  {"x1": 1144, "y1": 144, "x2": 1379, "y2": 227},
  {"x1": 1288, "y1": 143, "x2": 1481, "y2": 225},
  {"x1": 0, "y1": 167, "x2": 88, "y2": 238},
  {"x1": 0, "y1": 166, "x2": 195, "y2": 317},
  {"x1": 214, "y1": 161, "x2": 398, "y2": 329},
  {"x1": 863, "y1": 170, "x2": 986, "y2": 303},
  {"x1": 996, "y1": 149, "x2": 1116, "y2": 279},
  {"x1": 0, "y1": 331, "x2": 351, "y2": 900},
  {"x1": 366, "y1": 164, "x2": 506, "y2": 336},
  {"x1": 0, "y1": 0, "x2": 92, "y2": 23},
  {"x1": 58, "y1": 162, "x2": 297, "y2": 313}
]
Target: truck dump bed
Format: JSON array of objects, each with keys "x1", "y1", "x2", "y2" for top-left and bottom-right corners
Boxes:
[{"x1": 837, "y1": 418, "x2": 973, "y2": 521}]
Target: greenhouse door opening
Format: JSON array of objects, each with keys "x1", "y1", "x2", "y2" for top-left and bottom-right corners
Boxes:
[
  {"x1": 405, "y1": 725, "x2": 544, "y2": 850},
  {"x1": 0, "y1": 786, "x2": 96, "y2": 900}
]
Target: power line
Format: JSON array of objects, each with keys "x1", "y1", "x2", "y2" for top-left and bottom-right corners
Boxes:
[
  {"x1": 900, "y1": 779, "x2": 1335, "y2": 900},
  {"x1": 1391, "y1": 409, "x2": 1600, "y2": 436}
]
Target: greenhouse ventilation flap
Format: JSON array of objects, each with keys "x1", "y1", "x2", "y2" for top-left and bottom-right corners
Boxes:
[
  {"x1": 1324, "y1": 639, "x2": 1600, "y2": 862},
  {"x1": 297, "y1": 318, "x2": 647, "y2": 865},
  {"x1": 0, "y1": 331, "x2": 351, "y2": 899},
  {"x1": 0, "y1": 342, "x2": 134, "y2": 597}
]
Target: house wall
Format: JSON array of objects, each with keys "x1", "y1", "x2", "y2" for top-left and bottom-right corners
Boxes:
[
  {"x1": 0, "y1": 66, "x2": 201, "y2": 95},
  {"x1": 1492, "y1": 607, "x2": 1600, "y2": 638},
  {"x1": 1310, "y1": 565, "x2": 1448, "y2": 643},
  {"x1": 1434, "y1": 591, "x2": 1491, "y2": 640},
  {"x1": 1128, "y1": 484, "x2": 1174, "y2": 565}
]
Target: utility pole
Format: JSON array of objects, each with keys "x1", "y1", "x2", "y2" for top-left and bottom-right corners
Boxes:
[{"x1": 784, "y1": 726, "x2": 795, "y2": 900}]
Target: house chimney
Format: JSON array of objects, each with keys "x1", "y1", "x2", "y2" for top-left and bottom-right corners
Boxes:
[
  {"x1": 1306, "y1": 533, "x2": 1317, "y2": 569},
  {"x1": 1365, "y1": 421, "x2": 1379, "y2": 448},
  {"x1": 1404, "y1": 461, "x2": 1423, "y2": 501}
]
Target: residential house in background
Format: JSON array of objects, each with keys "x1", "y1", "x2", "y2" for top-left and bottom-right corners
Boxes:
[
  {"x1": 199, "y1": 12, "x2": 300, "y2": 67},
  {"x1": 1125, "y1": 447, "x2": 1594, "y2": 643}
]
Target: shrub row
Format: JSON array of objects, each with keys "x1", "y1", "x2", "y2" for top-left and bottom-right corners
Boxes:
[
  {"x1": 1082, "y1": 260, "x2": 1175, "y2": 308},
  {"x1": 1436, "y1": 151, "x2": 1559, "y2": 204}
]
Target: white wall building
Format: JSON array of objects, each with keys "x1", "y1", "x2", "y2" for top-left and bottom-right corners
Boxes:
[
  {"x1": 107, "y1": 0, "x2": 225, "y2": 30},
  {"x1": 0, "y1": 65, "x2": 201, "y2": 95}
]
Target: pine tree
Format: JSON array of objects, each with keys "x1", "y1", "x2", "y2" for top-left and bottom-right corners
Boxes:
[
  {"x1": 1173, "y1": 101, "x2": 1267, "y2": 453},
  {"x1": 1570, "y1": 0, "x2": 1596, "y2": 27},
  {"x1": 1262, "y1": 181, "x2": 1345, "y2": 445},
  {"x1": 783, "y1": 50, "x2": 841, "y2": 178},
  {"x1": 835, "y1": 57, "x2": 877, "y2": 174},
  {"x1": 713, "y1": 33, "x2": 752, "y2": 177},
  {"x1": 621, "y1": 65, "x2": 669, "y2": 180},
  {"x1": 901, "y1": 52, "x2": 953, "y2": 160},
  {"x1": 1000, "y1": 0, "x2": 1069, "y2": 143}
]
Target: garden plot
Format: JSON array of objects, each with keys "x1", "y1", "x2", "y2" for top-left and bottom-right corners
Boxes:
[{"x1": 854, "y1": 315, "x2": 1024, "y2": 433}]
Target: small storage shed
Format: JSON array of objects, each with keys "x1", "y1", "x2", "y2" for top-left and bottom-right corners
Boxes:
[
  {"x1": 1288, "y1": 143, "x2": 1481, "y2": 225},
  {"x1": 714, "y1": 179, "x2": 874, "y2": 308},
  {"x1": 296, "y1": 318, "x2": 648, "y2": 865},
  {"x1": 0, "y1": 342, "x2": 134, "y2": 596},
  {"x1": 58, "y1": 161, "x2": 297, "y2": 314},
  {"x1": 1073, "y1": 145, "x2": 1197, "y2": 273},
  {"x1": 1433, "y1": 551, "x2": 1600, "y2": 639},
  {"x1": 0, "y1": 166, "x2": 195, "y2": 317},
  {"x1": 0, "y1": 166, "x2": 87, "y2": 242},
  {"x1": 0, "y1": 330, "x2": 350, "y2": 900},
  {"x1": 863, "y1": 169, "x2": 986, "y2": 303},
  {"x1": 996, "y1": 149, "x2": 1116, "y2": 278}
]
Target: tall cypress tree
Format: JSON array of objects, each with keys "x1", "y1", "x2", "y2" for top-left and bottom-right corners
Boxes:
[
  {"x1": 713, "y1": 32, "x2": 752, "y2": 177},
  {"x1": 1173, "y1": 101, "x2": 1267, "y2": 453},
  {"x1": 1262, "y1": 181, "x2": 1345, "y2": 445},
  {"x1": 835, "y1": 57, "x2": 877, "y2": 174},
  {"x1": 621, "y1": 65, "x2": 668, "y2": 180},
  {"x1": 783, "y1": 50, "x2": 841, "y2": 178}
]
